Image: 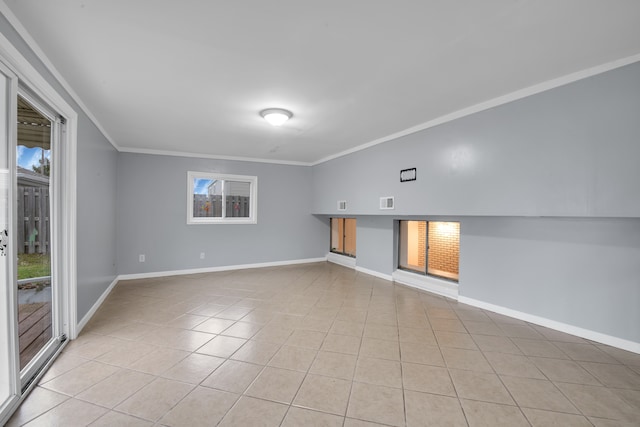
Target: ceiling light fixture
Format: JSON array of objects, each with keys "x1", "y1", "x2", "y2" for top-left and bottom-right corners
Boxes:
[{"x1": 260, "y1": 108, "x2": 292, "y2": 126}]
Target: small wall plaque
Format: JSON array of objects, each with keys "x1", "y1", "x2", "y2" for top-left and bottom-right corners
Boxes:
[{"x1": 400, "y1": 168, "x2": 416, "y2": 182}]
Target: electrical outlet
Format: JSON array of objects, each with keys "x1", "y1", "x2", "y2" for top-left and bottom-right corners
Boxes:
[
  {"x1": 139, "y1": 254, "x2": 145, "y2": 262},
  {"x1": 200, "y1": 252, "x2": 205, "y2": 259}
]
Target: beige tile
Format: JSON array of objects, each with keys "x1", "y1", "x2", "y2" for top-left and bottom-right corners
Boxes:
[
  {"x1": 596, "y1": 345, "x2": 640, "y2": 367},
  {"x1": 366, "y1": 310, "x2": 398, "y2": 326},
  {"x1": 269, "y1": 345, "x2": 317, "y2": 372},
  {"x1": 461, "y1": 399, "x2": 529, "y2": 427},
  {"x1": 192, "y1": 317, "x2": 235, "y2": 334},
  {"x1": 221, "y1": 321, "x2": 263, "y2": 339},
  {"x1": 95, "y1": 340, "x2": 157, "y2": 367},
  {"x1": 521, "y1": 407, "x2": 593, "y2": 427},
  {"x1": 321, "y1": 333, "x2": 362, "y2": 355},
  {"x1": 580, "y1": 361, "x2": 640, "y2": 389},
  {"x1": 308, "y1": 306, "x2": 340, "y2": 319},
  {"x1": 612, "y1": 387, "x2": 640, "y2": 410},
  {"x1": 252, "y1": 325, "x2": 293, "y2": 345},
  {"x1": 330, "y1": 320, "x2": 365, "y2": 337},
  {"x1": 449, "y1": 369, "x2": 514, "y2": 405},
  {"x1": 293, "y1": 374, "x2": 352, "y2": 415},
  {"x1": 427, "y1": 307, "x2": 458, "y2": 320},
  {"x1": 430, "y1": 318, "x2": 467, "y2": 333},
  {"x1": 354, "y1": 357, "x2": 402, "y2": 388},
  {"x1": 215, "y1": 306, "x2": 253, "y2": 320},
  {"x1": 230, "y1": 339, "x2": 280, "y2": 365},
  {"x1": 530, "y1": 357, "x2": 601, "y2": 385},
  {"x1": 161, "y1": 353, "x2": 225, "y2": 384},
  {"x1": 165, "y1": 313, "x2": 208, "y2": 329},
  {"x1": 241, "y1": 309, "x2": 276, "y2": 325},
  {"x1": 402, "y1": 362, "x2": 456, "y2": 396},
  {"x1": 462, "y1": 321, "x2": 505, "y2": 336},
  {"x1": 76, "y1": 368, "x2": 154, "y2": 408},
  {"x1": 483, "y1": 352, "x2": 545, "y2": 379},
  {"x1": 281, "y1": 407, "x2": 344, "y2": 427},
  {"x1": 196, "y1": 335, "x2": 247, "y2": 357},
  {"x1": 189, "y1": 302, "x2": 227, "y2": 317},
  {"x1": 554, "y1": 342, "x2": 619, "y2": 363},
  {"x1": 310, "y1": 351, "x2": 357, "y2": 380},
  {"x1": 501, "y1": 375, "x2": 579, "y2": 413},
  {"x1": 360, "y1": 337, "x2": 400, "y2": 361},
  {"x1": 38, "y1": 353, "x2": 89, "y2": 383},
  {"x1": 364, "y1": 323, "x2": 398, "y2": 341},
  {"x1": 532, "y1": 326, "x2": 588, "y2": 343},
  {"x1": 22, "y1": 398, "x2": 107, "y2": 427},
  {"x1": 405, "y1": 389, "x2": 467, "y2": 427},
  {"x1": 90, "y1": 411, "x2": 153, "y2": 426},
  {"x1": 499, "y1": 324, "x2": 544, "y2": 340},
  {"x1": 435, "y1": 330, "x2": 478, "y2": 350},
  {"x1": 511, "y1": 338, "x2": 567, "y2": 358},
  {"x1": 441, "y1": 347, "x2": 492, "y2": 372},
  {"x1": 337, "y1": 308, "x2": 368, "y2": 323},
  {"x1": 298, "y1": 316, "x2": 334, "y2": 332},
  {"x1": 107, "y1": 322, "x2": 159, "y2": 340},
  {"x1": 6, "y1": 387, "x2": 69, "y2": 427},
  {"x1": 115, "y1": 377, "x2": 193, "y2": 421},
  {"x1": 219, "y1": 396, "x2": 287, "y2": 426},
  {"x1": 40, "y1": 361, "x2": 120, "y2": 396},
  {"x1": 159, "y1": 386, "x2": 238, "y2": 427},
  {"x1": 347, "y1": 382, "x2": 405, "y2": 427},
  {"x1": 398, "y1": 327, "x2": 437, "y2": 345},
  {"x1": 589, "y1": 417, "x2": 640, "y2": 427},
  {"x1": 201, "y1": 359, "x2": 262, "y2": 393},
  {"x1": 245, "y1": 366, "x2": 305, "y2": 404},
  {"x1": 344, "y1": 418, "x2": 389, "y2": 426},
  {"x1": 128, "y1": 347, "x2": 190, "y2": 375},
  {"x1": 471, "y1": 335, "x2": 522, "y2": 355},
  {"x1": 556, "y1": 382, "x2": 639, "y2": 422},
  {"x1": 63, "y1": 335, "x2": 129, "y2": 360},
  {"x1": 285, "y1": 329, "x2": 326, "y2": 350}
]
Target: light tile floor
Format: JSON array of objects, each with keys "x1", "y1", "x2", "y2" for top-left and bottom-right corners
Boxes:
[{"x1": 8, "y1": 262, "x2": 640, "y2": 426}]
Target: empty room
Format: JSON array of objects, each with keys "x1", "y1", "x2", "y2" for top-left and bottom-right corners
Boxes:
[{"x1": 1, "y1": 1, "x2": 640, "y2": 426}]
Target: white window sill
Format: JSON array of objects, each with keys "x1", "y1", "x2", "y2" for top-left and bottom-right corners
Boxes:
[
  {"x1": 327, "y1": 252, "x2": 356, "y2": 268},
  {"x1": 392, "y1": 269, "x2": 458, "y2": 300}
]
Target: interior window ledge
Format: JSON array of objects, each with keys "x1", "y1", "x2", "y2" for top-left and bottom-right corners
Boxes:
[
  {"x1": 392, "y1": 269, "x2": 458, "y2": 300},
  {"x1": 327, "y1": 252, "x2": 356, "y2": 269}
]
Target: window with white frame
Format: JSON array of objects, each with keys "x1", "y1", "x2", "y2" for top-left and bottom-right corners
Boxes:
[{"x1": 187, "y1": 171, "x2": 257, "y2": 224}]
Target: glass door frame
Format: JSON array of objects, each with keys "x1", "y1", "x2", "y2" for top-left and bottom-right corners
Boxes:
[{"x1": 0, "y1": 30, "x2": 78, "y2": 425}]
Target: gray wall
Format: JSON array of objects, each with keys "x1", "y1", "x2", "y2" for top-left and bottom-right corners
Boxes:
[
  {"x1": 461, "y1": 217, "x2": 640, "y2": 343},
  {"x1": 312, "y1": 61, "x2": 640, "y2": 217},
  {"x1": 312, "y1": 62, "x2": 640, "y2": 344},
  {"x1": 1, "y1": 14, "x2": 119, "y2": 321},
  {"x1": 117, "y1": 153, "x2": 327, "y2": 275}
]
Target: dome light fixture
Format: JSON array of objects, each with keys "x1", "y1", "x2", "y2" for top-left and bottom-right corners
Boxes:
[{"x1": 260, "y1": 108, "x2": 292, "y2": 126}]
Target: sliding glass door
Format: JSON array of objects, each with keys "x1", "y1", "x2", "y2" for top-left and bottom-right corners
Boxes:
[
  {"x1": 0, "y1": 59, "x2": 19, "y2": 426},
  {"x1": 0, "y1": 57, "x2": 70, "y2": 425},
  {"x1": 16, "y1": 92, "x2": 65, "y2": 389}
]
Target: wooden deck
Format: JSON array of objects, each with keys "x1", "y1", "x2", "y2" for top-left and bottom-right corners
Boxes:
[{"x1": 18, "y1": 301, "x2": 52, "y2": 369}]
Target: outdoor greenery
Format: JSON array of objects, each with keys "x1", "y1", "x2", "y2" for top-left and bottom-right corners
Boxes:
[{"x1": 17, "y1": 253, "x2": 50, "y2": 280}]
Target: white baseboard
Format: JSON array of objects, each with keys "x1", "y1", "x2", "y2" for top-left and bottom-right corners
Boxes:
[
  {"x1": 327, "y1": 252, "x2": 357, "y2": 269},
  {"x1": 118, "y1": 257, "x2": 327, "y2": 281},
  {"x1": 75, "y1": 276, "x2": 119, "y2": 338},
  {"x1": 458, "y1": 296, "x2": 640, "y2": 355},
  {"x1": 356, "y1": 266, "x2": 393, "y2": 282},
  {"x1": 392, "y1": 269, "x2": 458, "y2": 299}
]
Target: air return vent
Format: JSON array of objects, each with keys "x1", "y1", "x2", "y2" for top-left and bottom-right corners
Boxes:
[
  {"x1": 379, "y1": 196, "x2": 394, "y2": 210},
  {"x1": 337, "y1": 200, "x2": 347, "y2": 211}
]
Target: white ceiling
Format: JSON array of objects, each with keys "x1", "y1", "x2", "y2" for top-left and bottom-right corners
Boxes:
[{"x1": 4, "y1": 1, "x2": 640, "y2": 164}]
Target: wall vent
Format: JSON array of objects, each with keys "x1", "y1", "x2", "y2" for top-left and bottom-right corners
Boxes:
[
  {"x1": 379, "y1": 196, "x2": 394, "y2": 210},
  {"x1": 337, "y1": 200, "x2": 347, "y2": 211}
]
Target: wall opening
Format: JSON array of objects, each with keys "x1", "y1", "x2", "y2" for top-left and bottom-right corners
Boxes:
[
  {"x1": 398, "y1": 220, "x2": 459, "y2": 282},
  {"x1": 330, "y1": 218, "x2": 356, "y2": 257}
]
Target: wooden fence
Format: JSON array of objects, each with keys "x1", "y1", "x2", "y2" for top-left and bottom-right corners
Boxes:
[
  {"x1": 193, "y1": 195, "x2": 250, "y2": 218},
  {"x1": 17, "y1": 186, "x2": 50, "y2": 254}
]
